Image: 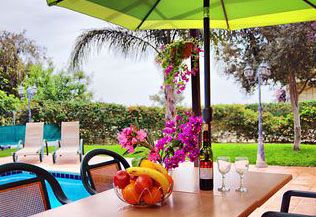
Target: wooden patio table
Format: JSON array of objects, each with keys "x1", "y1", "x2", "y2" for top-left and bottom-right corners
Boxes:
[{"x1": 32, "y1": 162, "x2": 292, "y2": 217}]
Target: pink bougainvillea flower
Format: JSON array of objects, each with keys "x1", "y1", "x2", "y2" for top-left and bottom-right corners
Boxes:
[
  {"x1": 136, "y1": 129, "x2": 147, "y2": 142},
  {"x1": 148, "y1": 149, "x2": 161, "y2": 162},
  {"x1": 164, "y1": 65, "x2": 173, "y2": 75}
]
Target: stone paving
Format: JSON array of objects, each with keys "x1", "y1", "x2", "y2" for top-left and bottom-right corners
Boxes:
[{"x1": 0, "y1": 154, "x2": 315, "y2": 216}]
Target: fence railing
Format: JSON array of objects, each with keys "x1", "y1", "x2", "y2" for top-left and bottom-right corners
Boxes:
[{"x1": 0, "y1": 124, "x2": 61, "y2": 146}]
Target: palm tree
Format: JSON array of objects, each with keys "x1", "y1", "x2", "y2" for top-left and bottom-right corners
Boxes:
[{"x1": 70, "y1": 26, "x2": 190, "y2": 120}]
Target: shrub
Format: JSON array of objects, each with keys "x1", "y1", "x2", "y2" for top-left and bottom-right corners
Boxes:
[{"x1": 2, "y1": 100, "x2": 315, "y2": 144}]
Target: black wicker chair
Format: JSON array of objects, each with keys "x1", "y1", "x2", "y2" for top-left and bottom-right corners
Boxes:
[
  {"x1": 80, "y1": 149, "x2": 130, "y2": 195},
  {"x1": 262, "y1": 190, "x2": 316, "y2": 217},
  {"x1": 0, "y1": 162, "x2": 71, "y2": 217}
]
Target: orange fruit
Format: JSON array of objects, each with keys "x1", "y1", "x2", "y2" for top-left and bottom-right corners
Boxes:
[
  {"x1": 143, "y1": 187, "x2": 163, "y2": 205},
  {"x1": 122, "y1": 183, "x2": 140, "y2": 205}
]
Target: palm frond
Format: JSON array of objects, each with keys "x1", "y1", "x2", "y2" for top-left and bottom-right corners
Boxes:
[
  {"x1": 70, "y1": 27, "x2": 161, "y2": 69},
  {"x1": 70, "y1": 26, "x2": 190, "y2": 70}
]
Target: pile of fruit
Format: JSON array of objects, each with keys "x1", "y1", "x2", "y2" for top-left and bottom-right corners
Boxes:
[{"x1": 113, "y1": 160, "x2": 173, "y2": 206}]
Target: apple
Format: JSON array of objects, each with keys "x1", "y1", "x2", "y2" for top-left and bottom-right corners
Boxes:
[
  {"x1": 134, "y1": 175, "x2": 153, "y2": 194},
  {"x1": 113, "y1": 170, "x2": 130, "y2": 189}
]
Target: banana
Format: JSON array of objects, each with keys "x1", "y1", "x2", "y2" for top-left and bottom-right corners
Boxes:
[
  {"x1": 126, "y1": 167, "x2": 170, "y2": 194},
  {"x1": 153, "y1": 163, "x2": 168, "y2": 175},
  {"x1": 140, "y1": 159, "x2": 168, "y2": 175}
]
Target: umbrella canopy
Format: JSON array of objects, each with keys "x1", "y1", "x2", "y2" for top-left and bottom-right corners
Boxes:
[
  {"x1": 47, "y1": 0, "x2": 315, "y2": 30},
  {"x1": 46, "y1": 0, "x2": 316, "y2": 144}
]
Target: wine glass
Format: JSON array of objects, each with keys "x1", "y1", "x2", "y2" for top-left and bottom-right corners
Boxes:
[
  {"x1": 217, "y1": 156, "x2": 231, "y2": 192},
  {"x1": 235, "y1": 157, "x2": 249, "y2": 192}
]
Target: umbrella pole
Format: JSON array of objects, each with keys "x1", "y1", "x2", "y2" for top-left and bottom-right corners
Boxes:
[
  {"x1": 202, "y1": 0, "x2": 212, "y2": 141},
  {"x1": 190, "y1": 29, "x2": 201, "y2": 167}
]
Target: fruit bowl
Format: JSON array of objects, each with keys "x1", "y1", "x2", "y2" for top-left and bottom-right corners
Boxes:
[
  {"x1": 113, "y1": 160, "x2": 173, "y2": 207},
  {"x1": 114, "y1": 182, "x2": 173, "y2": 207}
]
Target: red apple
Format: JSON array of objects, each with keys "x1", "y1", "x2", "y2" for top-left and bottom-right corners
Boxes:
[
  {"x1": 134, "y1": 175, "x2": 153, "y2": 194},
  {"x1": 113, "y1": 170, "x2": 130, "y2": 189}
]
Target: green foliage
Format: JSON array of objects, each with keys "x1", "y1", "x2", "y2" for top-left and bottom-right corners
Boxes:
[
  {"x1": 214, "y1": 22, "x2": 316, "y2": 93},
  {"x1": 0, "y1": 31, "x2": 45, "y2": 96},
  {"x1": 0, "y1": 90, "x2": 20, "y2": 125},
  {"x1": 22, "y1": 64, "x2": 92, "y2": 102},
  {"x1": 1, "y1": 100, "x2": 312, "y2": 144}
]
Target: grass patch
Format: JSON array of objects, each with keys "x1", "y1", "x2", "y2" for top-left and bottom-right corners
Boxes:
[
  {"x1": 213, "y1": 143, "x2": 316, "y2": 167},
  {"x1": 1, "y1": 143, "x2": 315, "y2": 167}
]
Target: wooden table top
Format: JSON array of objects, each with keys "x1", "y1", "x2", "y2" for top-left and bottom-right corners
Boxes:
[{"x1": 32, "y1": 162, "x2": 292, "y2": 217}]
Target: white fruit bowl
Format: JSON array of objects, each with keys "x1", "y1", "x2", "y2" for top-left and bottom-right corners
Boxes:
[{"x1": 114, "y1": 183, "x2": 173, "y2": 207}]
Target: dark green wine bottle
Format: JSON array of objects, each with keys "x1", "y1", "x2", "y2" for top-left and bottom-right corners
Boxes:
[{"x1": 199, "y1": 129, "x2": 213, "y2": 191}]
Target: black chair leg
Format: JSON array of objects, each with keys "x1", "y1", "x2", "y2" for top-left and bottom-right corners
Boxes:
[
  {"x1": 39, "y1": 153, "x2": 43, "y2": 162},
  {"x1": 12, "y1": 153, "x2": 16, "y2": 162},
  {"x1": 52, "y1": 153, "x2": 56, "y2": 164}
]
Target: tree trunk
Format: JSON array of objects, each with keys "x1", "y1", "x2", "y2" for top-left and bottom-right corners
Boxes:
[
  {"x1": 164, "y1": 84, "x2": 176, "y2": 120},
  {"x1": 288, "y1": 72, "x2": 301, "y2": 151}
]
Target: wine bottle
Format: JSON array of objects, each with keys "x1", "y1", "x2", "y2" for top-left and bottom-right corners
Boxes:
[{"x1": 199, "y1": 128, "x2": 213, "y2": 191}]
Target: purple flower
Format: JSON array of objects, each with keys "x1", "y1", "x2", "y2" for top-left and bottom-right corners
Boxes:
[{"x1": 157, "y1": 114, "x2": 203, "y2": 170}]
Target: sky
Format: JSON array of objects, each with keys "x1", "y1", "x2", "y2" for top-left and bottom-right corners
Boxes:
[{"x1": 0, "y1": 0, "x2": 278, "y2": 107}]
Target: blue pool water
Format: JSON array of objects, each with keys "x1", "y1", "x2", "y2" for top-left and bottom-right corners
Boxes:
[{"x1": 0, "y1": 172, "x2": 90, "y2": 208}]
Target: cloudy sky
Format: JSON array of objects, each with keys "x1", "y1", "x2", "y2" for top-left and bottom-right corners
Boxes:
[{"x1": 0, "y1": 0, "x2": 277, "y2": 106}]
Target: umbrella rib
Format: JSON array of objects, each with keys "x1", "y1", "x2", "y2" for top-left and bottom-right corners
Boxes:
[
  {"x1": 302, "y1": 0, "x2": 316, "y2": 9},
  {"x1": 220, "y1": 0, "x2": 230, "y2": 30},
  {"x1": 136, "y1": 0, "x2": 162, "y2": 30},
  {"x1": 48, "y1": 0, "x2": 64, "y2": 6}
]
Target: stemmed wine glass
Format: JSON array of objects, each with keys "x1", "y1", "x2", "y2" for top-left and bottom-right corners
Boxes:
[
  {"x1": 217, "y1": 156, "x2": 231, "y2": 192},
  {"x1": 235, "y1": 157, "x2": 249, "y2": 192}
]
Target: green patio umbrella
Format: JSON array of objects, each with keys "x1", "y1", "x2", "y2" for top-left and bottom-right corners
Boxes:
[
  {"x1": 47, "y1": 0, "x2": 315, "y2": 30},
  {"x1": 46, "y1": 0, "x2": 316, "y2": 138}
]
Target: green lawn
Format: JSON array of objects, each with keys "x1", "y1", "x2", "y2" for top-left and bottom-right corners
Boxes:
[{"x1": 1, "y1": 143, "x2": 315, "y2": 167}]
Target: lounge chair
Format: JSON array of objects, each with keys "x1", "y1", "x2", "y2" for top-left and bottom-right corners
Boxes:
[
  {"x1": 12, "y1": 122, "x2": 44, "y2": 162},
  {"x1": 52, "y1": 121, "x2": 83, "y2": 164},
  {"x1": 262, "y1": 190, "x2": 316, "y2": 217},
  {"x1": 80, "y1": 149, "x2": 130, "y2": 195},
  {"x1": 0, "y1": 162, "x2": 71, "y2": 217}
]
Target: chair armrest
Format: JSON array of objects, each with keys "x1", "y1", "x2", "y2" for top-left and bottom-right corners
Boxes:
[
  {"x1": 54, "y1": 140, "x2": 61, "y2": 153},
  {"x1": 262, "y1": 211, "x2": 314, "y2": 217},
  {"x1": 17, "y1": 140, "x2": 23, "y2": 149},
  {"x1": 79, "y1": 139, "x2": 84, "y2": 155},
  {"x1": 281, "y1": 190, "x2": 316, "y2": 213},
  {"x1": 39, "y1": 140, "x2": 45, "y2": 155}
]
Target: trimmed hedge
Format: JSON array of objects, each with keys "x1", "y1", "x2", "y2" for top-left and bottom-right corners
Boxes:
[{"x1": 1, "y1": 100, "x2": 316, "y2": 144}]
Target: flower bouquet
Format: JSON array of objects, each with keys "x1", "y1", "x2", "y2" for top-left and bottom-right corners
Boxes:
[{"x1": 114, "y1": 113, "x2": 202, "y2": 206}]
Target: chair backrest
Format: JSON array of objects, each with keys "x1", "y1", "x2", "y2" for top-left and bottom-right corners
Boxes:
[
  {"x1": 0, "y1": 163, "x2": 71, "y2": 217},
  {"x1": 80, "y1": 149, "x2": 130, "y2": 195},
  {"x1": 61, "y1": 121, "x2": 79, "y2": 148},
  {"x1": 24, "y1": 122, "x2": 44, "y2": 148},
  {"x1": 262, "y1": 211, "x2": 312, "y2": 217}
]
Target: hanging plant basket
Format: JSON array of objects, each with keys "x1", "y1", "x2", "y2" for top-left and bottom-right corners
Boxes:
[
  {"x1": 155, "y1": 39, "x2": 201, "y2": 94},
  {"x1": 182, "y1": 42, "x2": 194, "y2": 59}
]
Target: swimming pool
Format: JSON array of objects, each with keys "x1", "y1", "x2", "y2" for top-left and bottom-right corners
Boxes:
[{"x1": 0, "y1": 171, "x2": 90, "y2": 208}]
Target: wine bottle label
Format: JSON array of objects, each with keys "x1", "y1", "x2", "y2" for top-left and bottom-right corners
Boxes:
[{"x1": 199, "y1": 161, "x2": 213, "y2": 179}]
